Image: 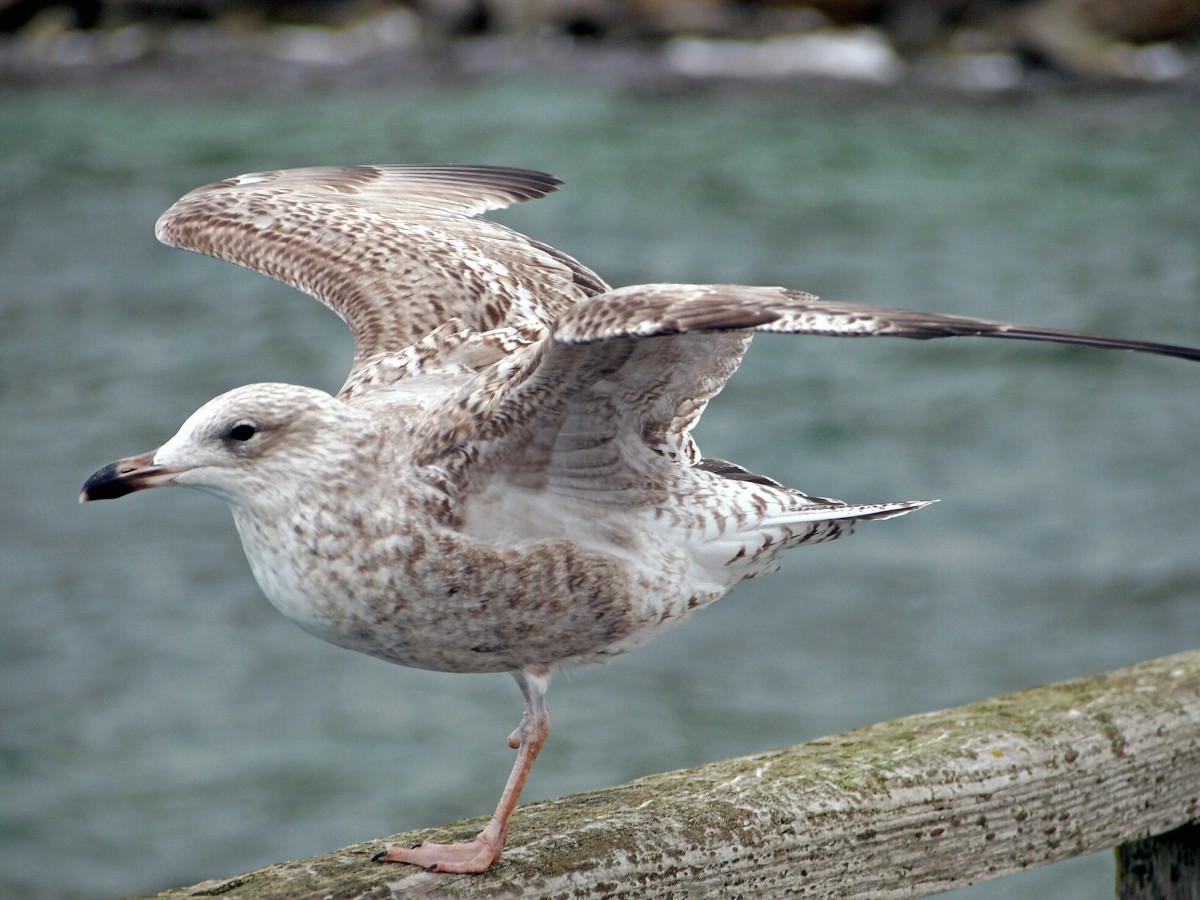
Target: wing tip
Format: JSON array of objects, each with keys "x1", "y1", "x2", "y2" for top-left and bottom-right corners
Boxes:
[{"x1": 412, "y1": 164, "x2": 564, "y2": 209}]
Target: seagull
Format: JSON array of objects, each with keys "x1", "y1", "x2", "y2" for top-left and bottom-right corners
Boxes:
[{"x1": 80, "y1": 165, "x2": 1200, "y2": 873}]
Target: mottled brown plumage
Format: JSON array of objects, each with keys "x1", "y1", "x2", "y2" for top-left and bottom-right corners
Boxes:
[{"x1": 82, "y1": 165, "x2": 1200, "y2": 874}]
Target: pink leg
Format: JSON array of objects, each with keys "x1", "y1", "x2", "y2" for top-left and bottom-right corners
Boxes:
[{"x1": 374, "y1": 669, "x2": 551, "y2": 874}]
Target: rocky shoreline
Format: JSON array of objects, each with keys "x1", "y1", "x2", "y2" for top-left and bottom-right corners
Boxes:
[{"x1": 2, "y1": 0, "x2": 1198, "y2": 94}]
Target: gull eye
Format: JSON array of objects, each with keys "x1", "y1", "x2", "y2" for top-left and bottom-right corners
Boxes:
[{"x1": 226, "y1": 422, "x2": 257, "y2": 442}]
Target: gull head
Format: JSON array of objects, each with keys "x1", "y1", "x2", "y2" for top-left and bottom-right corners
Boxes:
[{"x1": 81, "y1": 383, "x2": 372, "y2": 508}]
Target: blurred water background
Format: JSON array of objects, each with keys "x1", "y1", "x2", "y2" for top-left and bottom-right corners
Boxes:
[{"x1": 2, "y1": 59, "x2": 1199, "y2": 899}]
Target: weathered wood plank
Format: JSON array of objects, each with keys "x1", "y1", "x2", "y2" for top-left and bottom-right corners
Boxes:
[{"x1": 141, "y1": 649, "x2": 1200, "y2": 900}]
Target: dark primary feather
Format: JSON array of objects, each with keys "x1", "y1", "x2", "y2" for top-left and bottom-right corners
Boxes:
[
  {"x1": 553, "y1": 284, "x2": 1200, "y2": 362},
  {"x1": 693, "y1": 458, "x2": 787, "y2": 490}
]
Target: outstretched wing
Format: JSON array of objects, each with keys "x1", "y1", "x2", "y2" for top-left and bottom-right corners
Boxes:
[
  {"x1": 433, "y1": 283, "x2": 1199, "y2": 501},
  {"x1": 554, "y1": 284, "x2": 1200, "y2": 358},
  {"x1": 154, "y1": 165, "x2": 608, "y2": 385}
]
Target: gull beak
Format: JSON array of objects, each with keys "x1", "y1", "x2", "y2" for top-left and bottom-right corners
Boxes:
[{"x1": 80, "y1": 450, "x2": 176, "y2": 502}]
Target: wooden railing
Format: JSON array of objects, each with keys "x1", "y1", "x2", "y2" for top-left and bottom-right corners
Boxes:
[{"x1": 140, "y1": 649, "x2": 1200, "y2": 899}]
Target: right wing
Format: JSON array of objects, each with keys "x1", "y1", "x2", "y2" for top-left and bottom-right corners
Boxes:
[{"x1": 424, "y1": 283, "x2": 1199, "y2": 504}]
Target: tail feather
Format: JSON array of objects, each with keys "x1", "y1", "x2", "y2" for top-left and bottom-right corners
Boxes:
[
  {"x1": 761, "y1": 498, "x2": 936, "y2": 528},
  {"x1": 695, "y1": 497, "x2": 936, "y2": 585}
]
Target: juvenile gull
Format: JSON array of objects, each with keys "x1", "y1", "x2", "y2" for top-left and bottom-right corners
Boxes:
[{"x1": 81, "y1": 165, "x2": 1200, "y2": 873}]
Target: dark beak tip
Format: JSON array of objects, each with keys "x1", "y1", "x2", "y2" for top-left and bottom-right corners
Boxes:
[{"x1": 80, "y1": 461, "x2": 142, "y2": 502}]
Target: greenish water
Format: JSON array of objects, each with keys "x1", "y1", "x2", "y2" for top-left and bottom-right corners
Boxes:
[{"x1": 2, "y1": 79, "x2": 1198, "y2": 898}]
